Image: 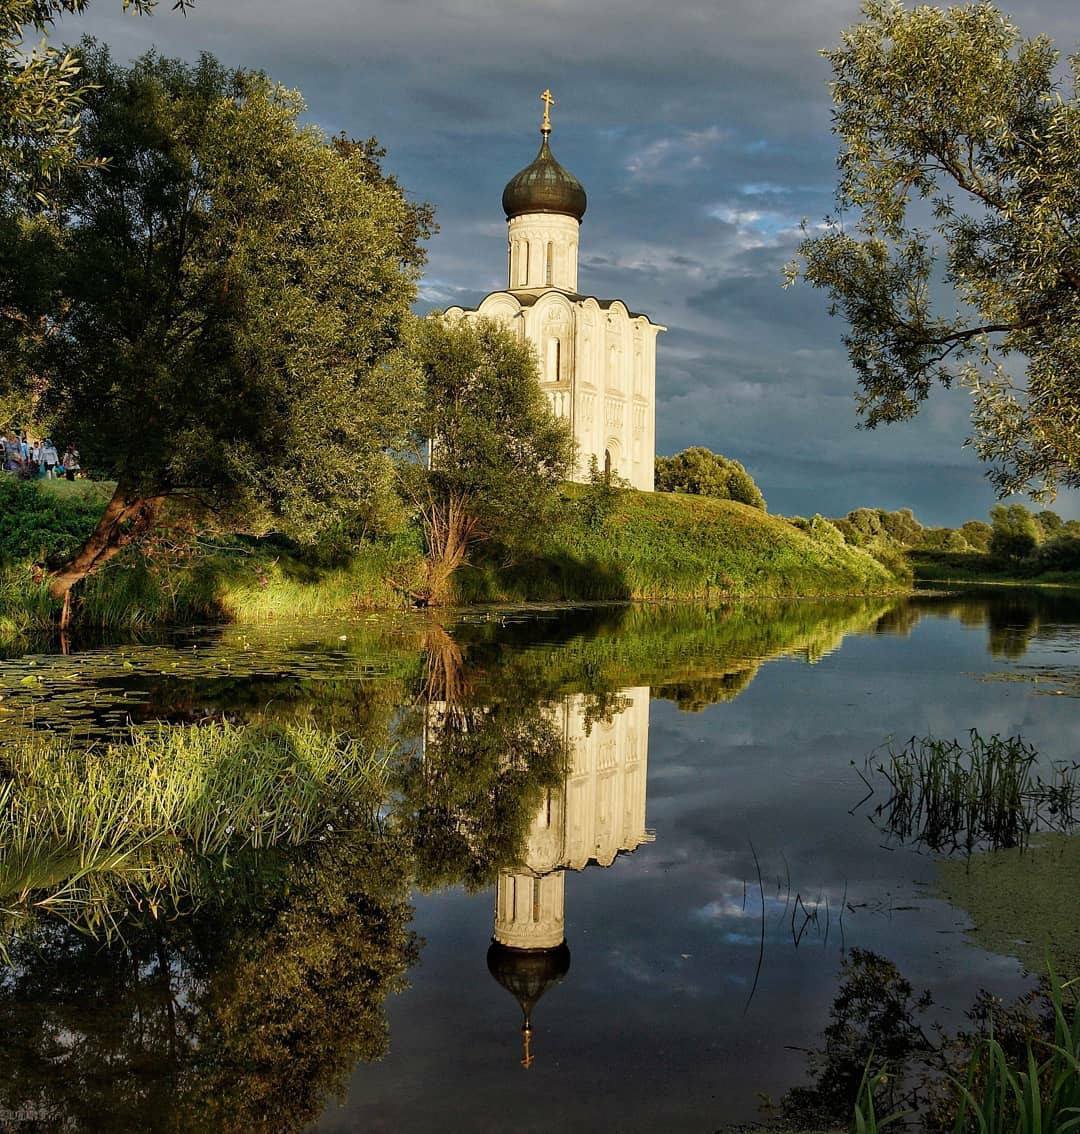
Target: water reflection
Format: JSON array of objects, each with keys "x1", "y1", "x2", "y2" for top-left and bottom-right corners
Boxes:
[
  {"x1": 2, "y1": 590, "x2": 1080, "y2": 1130},
  {"x1": 486, "y1": 688, "x2": 652, "y2": 1066}
]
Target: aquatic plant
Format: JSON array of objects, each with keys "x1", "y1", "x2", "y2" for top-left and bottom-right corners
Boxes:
[
  {"x1": 0, "y1": 721, "x2": 390, "y2": 944},
  {"x1": 860, "y1": 731, "x2": 1080, "y2": 853},
  {"x1": 947, "y1": 970, "x2": 1080, "y2": 1133}
]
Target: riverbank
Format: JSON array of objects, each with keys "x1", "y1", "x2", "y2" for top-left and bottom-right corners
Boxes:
[
  {"x1": 0, "y1": 479, "x2": 907, "y2": 643},
  {"x1": 911, "y1": 548, "x2": 1080, "y2": 588}
]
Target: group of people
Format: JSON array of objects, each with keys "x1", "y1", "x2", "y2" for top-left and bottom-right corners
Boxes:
[{"x1": 2, "y1": 430, "x2": 81, "y2": 480}]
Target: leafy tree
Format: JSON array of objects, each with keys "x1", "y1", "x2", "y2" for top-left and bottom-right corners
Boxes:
[
  {"x1": 788, "y1": 0, "x2": 1080, "y2": 499},
  {"x1": 404, "y1": 316, "x2": 574, "y2": 603},
  {"x1": 1035, "y1": 509, "x2": 1064, "y2": 540},
  {"x1": 1, "y1": 1, "x2": 190, "y2": 202},
  {"x1": 0, "y1": 829, "x2": 418, "y2": 1133},
  {"x1": 654, "y1": 446, "x2": 766, "y2": 510},
  {"x1": 11, "y1": 45, "x2": 431, "y2": 624},
  {"x1": 917, "y1": 526, "x2": 969, "y2": 553},
  {"x1": 989, "y1": 503, "x2": 1039, "y2": 561},
  {"x1": 960, "y1": 520, "x2": 993, "y2": 553}
]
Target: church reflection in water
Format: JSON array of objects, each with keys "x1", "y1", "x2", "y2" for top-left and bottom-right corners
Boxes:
[{"x1": 486, "y1": 687, "x2": 653, "y2": 1067}]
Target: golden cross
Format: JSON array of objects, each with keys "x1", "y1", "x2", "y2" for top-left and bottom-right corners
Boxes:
[{"x1": 540, "y1": 89, "x2": 555, "y2": 133}]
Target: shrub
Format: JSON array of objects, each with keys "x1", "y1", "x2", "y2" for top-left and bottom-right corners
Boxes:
[
  {"x1": 654, "y1": 447, "x2": 766, "y2": 510},
  {"x1": 1025, "y1": 534, "x2": 1080, "y2": 574},
  {"x1": 918, "y1": 527, "x2": 970, "y2": 552},
  {"x1": 0, "y1": 479, "x2": 104, "y2": 565}
]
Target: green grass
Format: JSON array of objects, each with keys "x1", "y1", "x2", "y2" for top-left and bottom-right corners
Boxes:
[
  {"x1": 0, "y1": 480, "x2": 907, "y2": 643},
  {"x1": 862, "y1": 730, "x2": 1079, "y2": 853},
  {"x1": 911, "y1": 549, "x2": 1080, "y2": 588},
  {"x1": 459, "y1": 489, "x2": 906, "y2": 604},
  {"x1": 0, "y1": 721, "x2": 389, "y2": 944}
]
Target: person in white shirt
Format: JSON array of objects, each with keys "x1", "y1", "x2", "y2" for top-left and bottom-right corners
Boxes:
[{"x1": 41, "y1": 439, "x2": 59, "y2": 479}]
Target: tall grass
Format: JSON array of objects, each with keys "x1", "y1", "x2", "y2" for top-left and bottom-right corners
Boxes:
[
  {"x1": 0, "y1": 722, "x2": 390, "y2": 943},
  {"x1": 863, "y1": 731, "x2": 1080, "y2": 852},
  {"x1": 853, "y1": 972, "x2": 1080, "y2": 1133}
]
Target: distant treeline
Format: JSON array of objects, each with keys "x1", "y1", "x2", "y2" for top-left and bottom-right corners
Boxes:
[{"x1": 790, "y1": 504, "x2": 1080, "y2": 580}]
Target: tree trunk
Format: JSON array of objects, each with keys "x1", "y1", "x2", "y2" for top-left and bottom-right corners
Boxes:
[
  {"x1": 48, "y1": 484, "x2": 163, "y2": 629},
  {"x1": 422, "y1": 497, "x2": 476, "y2": 606}
]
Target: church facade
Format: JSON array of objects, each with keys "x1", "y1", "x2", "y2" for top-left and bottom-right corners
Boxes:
[{"x1": 445, "y1": 92, "x2": 664, "y2": 492}]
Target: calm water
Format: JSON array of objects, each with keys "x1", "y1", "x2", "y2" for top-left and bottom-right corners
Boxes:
[{"x1": 1, "y1": 590, "x2": 1078, "y2": 1132}]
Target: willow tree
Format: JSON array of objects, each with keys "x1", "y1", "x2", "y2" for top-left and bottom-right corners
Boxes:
[
  {"x1": 18, "y1": 45, "x2": 431, "y2": 624},
  {"x1": 1, "y1": 1, "x2": 191, "y2": 202},
  {"x1": 404, "y1": 317, "x2": 574, "y2": 603},
  {"x1": 787, "y1": 0, "x2": 1080, "y2": 499}
]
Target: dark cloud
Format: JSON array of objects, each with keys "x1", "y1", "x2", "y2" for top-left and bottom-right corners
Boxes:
[{"x1": 66, "y1": 0, "x2": 1080, "y2": 521}]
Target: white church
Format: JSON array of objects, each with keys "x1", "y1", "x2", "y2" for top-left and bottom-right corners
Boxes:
[
  {"x1": 486, "y1": 688, "x2": 653, "y2": 1067},
  {"x1": 446, "y1": 91, "x2": 664, "y2": 492}
]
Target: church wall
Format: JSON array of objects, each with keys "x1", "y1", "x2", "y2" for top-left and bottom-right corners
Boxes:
[
  {"x1": 491, "y1": 687, "x2": 652, "y2": 950},
  {"x1": 448, "y1": 293, "x2": 660, "y2": 493}
]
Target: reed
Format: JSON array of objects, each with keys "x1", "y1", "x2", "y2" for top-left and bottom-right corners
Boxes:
[
  {"x1": 0, "y1": 721, "x2": 391, "y2": 943},
  {"x1": 850, "y1": 973, "x2": 1080, "y2": 1133},
  {"x1": 949, "y1": 971, "x2": 1080, "y2": 1134},
  {"x1": 862, "y1": 731, "x2": 1080, "y2": 852}
]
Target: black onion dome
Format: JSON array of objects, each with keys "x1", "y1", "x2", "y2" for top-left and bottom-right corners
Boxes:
[
  {"x1": 486, "y1": 940, "x2": 571, "y2": 1024},
  {"x1": 502, "y1": 135, "x2": 587, "y2": 221}
]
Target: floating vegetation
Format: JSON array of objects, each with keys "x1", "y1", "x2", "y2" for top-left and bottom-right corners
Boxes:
[
  {"x1": 977, "y1": 665, "x2": 1080, "y2": 698},
  {"x1": 858, "y1": 730, "x2": 1080, "y2": 853}
]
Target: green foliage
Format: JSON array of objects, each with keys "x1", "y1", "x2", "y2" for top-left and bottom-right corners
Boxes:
[
  {"x1": 788, "y1": 0, "x2": 1080, "y2": 498},
  {"x1": 781, "y1": 949, "x2": 934, "y2": 1128},
  {"x1": 0, "y1": 476, "x2": 108, "y2": 563},
  {"x1": 577, "y1": 452, "x2": 629, "y2": 529},
  {"x1": 654, "y1": 446, "x2": 766, "y2": 510},
  {"x1": 918, "y1": 526, "x2": 970, "y2": 553},
  {"x1": 404, "y1": 316, "x2": 573, "y2": 599},
  {"x1": 990, "y1": 504, "x2": 1041, "y2": 562},
  {"x1": 10, "y1": 44, "x2": 431, "y2": 599},
  {"x1": 0, "y1": 1, "x2": 191, "y2": 204},
  {"x1": 946, "y1": 970, "x2": 1080, "y2": 1134},
  {"x1": 863, "y1": 730, "x2": 1079, "y2": 854},
  {"x1": 960, "y1": 520, "x2": 993, "y2": 553},
  {"x1": 1027, "y1": 534, "x2": 1080, "y2": 575},
  {"x1": 1037, "y1": 510, "x2": 1066, "y2": 539}
]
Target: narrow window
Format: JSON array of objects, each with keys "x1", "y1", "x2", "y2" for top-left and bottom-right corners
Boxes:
[
  {"x1": 554, "y1": 339, "x2": 561, "y2": 382},
  {"x1": 604, "y1": 449, "x2": 612, "y2": 479},
  {"x1": 532, "y1": 877, "x2": 542, "y2": 922},
  {"x1": 545, "y1": 241, "x2": 554, "y2": 286}
]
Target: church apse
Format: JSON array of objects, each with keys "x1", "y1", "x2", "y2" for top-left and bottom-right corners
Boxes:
[
  {"x1": 487, "y1": 687, "x2": 653, "y2": 1067},
  {"x1": 444, "y1": 90, "x2": 664, "y2": 492}
]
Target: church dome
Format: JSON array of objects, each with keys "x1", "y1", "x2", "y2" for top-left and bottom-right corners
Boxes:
[
  {"x1": 487, "y1": 940, "x2": 571, "y2": 1016},
  {"x1": 502, "y1": 135, "x2": 587, "y2": 222}
]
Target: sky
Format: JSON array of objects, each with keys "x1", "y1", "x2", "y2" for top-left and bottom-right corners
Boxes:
[{"x1": 67, "y1": 0, "x2": 1080, "y2": 524}]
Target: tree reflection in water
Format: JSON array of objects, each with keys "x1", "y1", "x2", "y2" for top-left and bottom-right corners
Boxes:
[{"x1": 3, "y1": 593, "x2": 1073, "y2": 1127}]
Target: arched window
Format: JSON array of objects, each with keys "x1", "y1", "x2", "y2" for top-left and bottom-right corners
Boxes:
[
  {"x1": 604, "y1": 449, "x2": 612, "y2": 479},
  {"x1": 520, "y1": 243, "x2": 530, "y2": 287},
  {"x1": 546, "y1": 337, "x2": 561, "y2": 382},
  {"x1": 545, "y1": 241, "x2": 554, "y2": 286}
]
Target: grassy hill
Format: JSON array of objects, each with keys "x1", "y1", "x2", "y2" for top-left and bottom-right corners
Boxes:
[
  {"x1": 0, "y1": 480, "x2": 906, "y2": 642},
  {"x1": 458, "y1": 489, "x2": 905, "y2": 603}
]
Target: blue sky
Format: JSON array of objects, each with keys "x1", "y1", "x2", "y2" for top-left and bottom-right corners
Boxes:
[{"x1": 69, "y1": 0, "x2": 1080, "y2": 523}]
